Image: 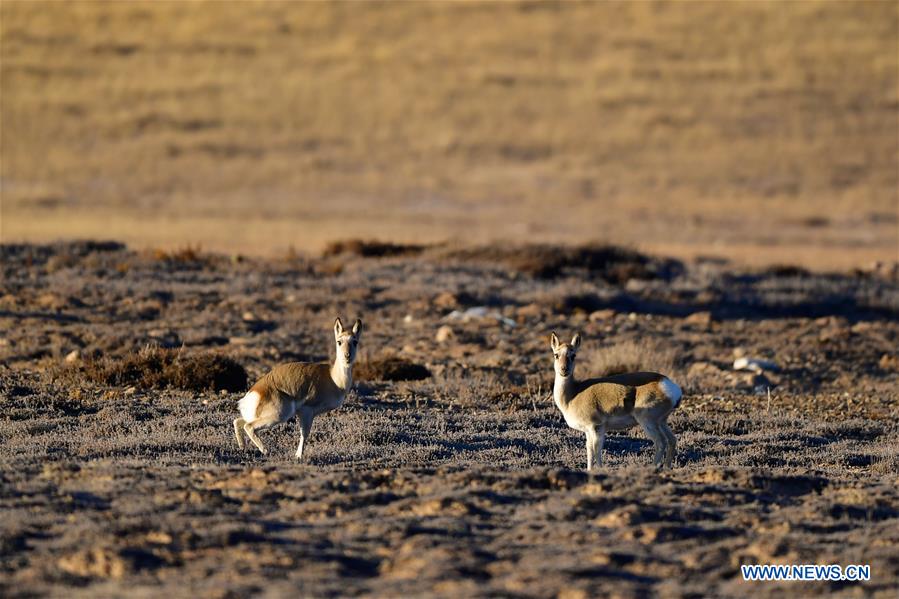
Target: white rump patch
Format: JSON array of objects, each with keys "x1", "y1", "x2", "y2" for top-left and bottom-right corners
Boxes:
[
  {"x1": 660, "y1": 378, "x2": 682, "y2": 407},
  {"x1": 238, "y1": 391, "x2": 261, "y2": 422}
]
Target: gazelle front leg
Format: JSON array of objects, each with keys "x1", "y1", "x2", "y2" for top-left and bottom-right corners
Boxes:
[
  {"x1": 295, "y1": 409, "x2": 314, "y2": 460},
  {"x1": 233, "y1": 418, "x2": 246, "y2": 449},
  {"x1": 585, "y1": 429, "x2": 595, "y2": 470},
  {"x1": 660, "y1": 421, "x2": 677, "y2": 468}
]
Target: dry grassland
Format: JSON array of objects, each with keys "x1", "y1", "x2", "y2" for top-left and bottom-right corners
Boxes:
[{"x1": 2, "y1": 1, "x2": 897, "y2": 268}]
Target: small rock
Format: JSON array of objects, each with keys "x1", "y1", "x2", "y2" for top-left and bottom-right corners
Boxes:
[
  {"x1": 148, "y1": 329, "x2": 181, "y2": 348},
  {"x1": 64, "y1": 350, "x2": 80, "y2": 363},
  {"x1": 733, "y1": 357, "x2": 780, "y2": 373},
  {"x1": 241, "y1": 311, "x2": 257, "y2": 322},
  {"x1": 685, "y1": 311, "x2": 713, "y2": 326},
  {"x1": 58, "y1": 548, "x2": 126, "y2": 579},
  {"x1": 589, "y1": 309, "x2": 616, "y2": 322},
  {"x1": 688, "y1": 361, "x2": 722, "y2": 376},
  {"x1": 850, "y1": 321, "x2": 875, "y2": 334},
  {"x1": 879, "y1": 354, "x2": 899, "y2": 371},
  {"x1": 446, "y1": 307, "x2": 516, "y2": 327},
  {"x1": 516, "y1": 303, "x2": 542, "y2": 319},
  {"x1": 36, "y1": 293, "x2": 66, "y2": 311},
  {"x1": 435, "y1": 326, "x2": 454, "y2": 343},
  {"x1": 146, "y1": 531, "x2": 173, "y2": 545},
  {"x1": 815, "y1": 316, "x2": 847, "y2": 328},
  {"x1": 432, "y1": 292, "x2": 460, "y2": 310}
]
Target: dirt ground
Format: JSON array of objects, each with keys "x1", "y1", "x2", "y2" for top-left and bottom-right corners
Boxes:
[{"x1": 1, "y1": 241, "x2": 898, "y2": 597}]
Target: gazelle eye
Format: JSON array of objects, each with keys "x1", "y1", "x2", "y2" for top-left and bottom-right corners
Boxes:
[{"x1": 337, "y1": 340, "x2": 343, "y2": 346}]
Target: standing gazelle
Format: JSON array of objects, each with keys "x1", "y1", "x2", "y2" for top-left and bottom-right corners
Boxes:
[
  {"x1": 234, "y1": 317, "x2": 362, "y2": 459},
  {"x1": 549, "y1": 332, "x2": 682, "y2": 469}
]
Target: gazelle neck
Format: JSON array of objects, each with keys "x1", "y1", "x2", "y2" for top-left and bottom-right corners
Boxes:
[
  {"x1": 553, "y1": 372, "x2": 575, "y2": 410},
  {"x1": 331, "y1": 356, "x2": 353, "y2": 391}
]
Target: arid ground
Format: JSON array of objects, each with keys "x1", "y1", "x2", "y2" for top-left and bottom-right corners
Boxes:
[
  {"x1": 2, "y1": 1, "x2": 898, "y2": 597},
  {"x1": 1, "y1": 241, "x2": 898, "y2": 597}
]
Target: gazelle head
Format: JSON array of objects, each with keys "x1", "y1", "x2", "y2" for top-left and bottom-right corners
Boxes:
[
  {"x1": 334, "y1": 317, "x2": 363, "y2": 365},
  {"x1": 550, "y1": 331, "x2": 581, "y2": 379}
]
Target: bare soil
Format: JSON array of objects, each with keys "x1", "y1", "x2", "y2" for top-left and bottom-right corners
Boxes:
[{"x1": 1, "y1": 242, "x2": 898, "y2": 597}]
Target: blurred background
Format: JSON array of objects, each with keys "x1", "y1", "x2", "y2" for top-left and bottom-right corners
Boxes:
[{"x1": 1, "y1": 0, "x2": 896, "y2": 269}]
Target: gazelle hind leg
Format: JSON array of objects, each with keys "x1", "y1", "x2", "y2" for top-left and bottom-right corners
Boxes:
[
  {"x1": 591, "y1": 424, "x2": 607, "y2": 469},
  {"x1": 660, "y1": 421, "x2": 677, "y2": 468},
  {"x1": 233, "y1": 418, "x2": 246, "y2": 449},
  {"x1": 243, "y1": 421, "x2": 268, "y2": 455},
  {"x1": 635, "y1": 414, "x2": 666, "y2": 468}
]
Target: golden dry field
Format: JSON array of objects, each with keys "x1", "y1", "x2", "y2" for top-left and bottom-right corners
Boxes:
[{"x1": 2, "y1": 0, "x2": 897, "y2": 268}]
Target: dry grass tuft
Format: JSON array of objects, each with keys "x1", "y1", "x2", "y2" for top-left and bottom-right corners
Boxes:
[
  {"x1": 322, "y1": 239, "x2": 428, "y2": 259},
  {"x1": 355, "y1": 357, "x2": 431, "y2": 382},
  {"x1": 149, "y1": 245, "x2": 207, "y2": 264},
  {"x1": 448, "y1": 243, "x2": 682, "y2": 283},
  {"x1": 588, "y1": 339, "x2": 679, "y2": 379},
  {"x1": 761, "y1": 264, "x2": 812, "y2": 278},
  {"x1": 56, "y1": 347, "x2": 247, "y2": 392}
]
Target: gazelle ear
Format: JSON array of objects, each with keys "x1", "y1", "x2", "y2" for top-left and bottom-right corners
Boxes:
[
  {"x1": 571, "y1": 333, "x2": 581, "y2": 350},
  {"x1": 334, "y1": 317, "x2": 344, "y2": 337},
  {"x1": 550, "y1": 332, "x2": 560, "y2": 351},
  {"x1": 352, "y1": 318, "x2": 362, "y2": 337}
]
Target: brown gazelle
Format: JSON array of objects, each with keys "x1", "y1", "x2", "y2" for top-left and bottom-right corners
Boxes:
[
  {"x1": 234, "y1": 317, "x2": 362, "y2": 459},
  {"x1": 550, "y1": 332, "x2": 682, "y2": 469}
]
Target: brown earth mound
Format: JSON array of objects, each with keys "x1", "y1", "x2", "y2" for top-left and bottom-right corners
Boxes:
[
  {"x1": 322, "y1": 239, "x2": 429, "y2": 259},
  {"x1": 57, "y1": 347, "x2": 248, "y2": 392},
  {"x1": 355, "y1": 357, "x2": 432, "y2": 382},
  {"x1": 446, "y1": 243, "x2": 683, "y2": 283}
]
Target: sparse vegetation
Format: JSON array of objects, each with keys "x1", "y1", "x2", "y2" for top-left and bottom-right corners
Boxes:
[
  {"x1": 55, "y1": 346, "x2": 247, "y2": 393},
  {"x1": 355, "y1": 357, "x2": 431, "y2": 382},
  {"x1": 1, "y1": 241, "x2": 898, "y2": 596},
  {"x1": 446, "y1": 243, "x2": 683, "y2": 282},
  {"x1": 588, "y1": 339, "x2": 680, "y2": 380},
  {"x1": 1, "y1": 2, "x2": 896, "y2": 268},
  {"x1": 322, "y1": 239, "x2": 428, "y2": 259}
]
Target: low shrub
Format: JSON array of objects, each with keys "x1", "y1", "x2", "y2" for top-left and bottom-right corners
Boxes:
[
  {"x1": 355, "y1": 357, "x2": 431, "y2": 382},
  {"x1": 58, "y1": 346, "x2": 248, "y2": 392}
]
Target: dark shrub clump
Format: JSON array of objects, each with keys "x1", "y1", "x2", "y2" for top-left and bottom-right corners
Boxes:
[
  {"x1": 322, "y1": 239, "x2": 428, "y2": 258},
  {"x1": 60, "y1": 347, "x2": 248, "y2": 392},
  {"x1": 446, "y1": 243, "x2": 683, "y2": 283},
  {"x1": 355, "y1": 357, "x2": 431, "y2": 382}
]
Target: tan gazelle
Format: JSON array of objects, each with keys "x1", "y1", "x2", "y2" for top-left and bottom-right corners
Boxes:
[
  {"x1": 549, "y1": 332, "x2": 682, "y2": 469},
  {"x1": 234, "y1": 317, "x2": 362, "y2": 459}
]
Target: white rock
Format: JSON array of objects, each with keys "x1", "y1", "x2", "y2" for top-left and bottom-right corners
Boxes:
[{"x1": 733, "y1": 357, "x2": 780, "y2": 373}]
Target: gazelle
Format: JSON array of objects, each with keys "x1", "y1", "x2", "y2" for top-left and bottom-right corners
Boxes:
[
  {"x1": 234, "y1": 317, "x2": 362, "y2": 459},
  {"x1": 549, "y1": 332, "x2": 682, "y2": 469}
]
